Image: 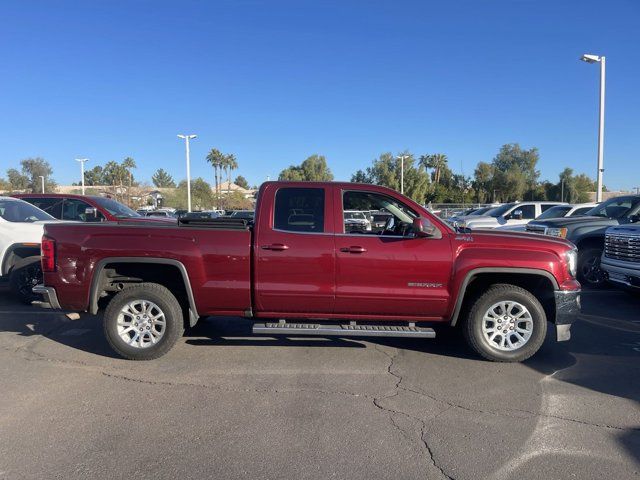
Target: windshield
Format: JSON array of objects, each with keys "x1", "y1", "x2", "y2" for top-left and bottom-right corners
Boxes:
[
  {"x1": 484, "y1": 203, "x2": 516, "y2": 218},
  {"x1": 469, "y1": 206, "x2": 493, "y2": 216},
  {"x1": 536, "y1": 205, "x2": 572, "y2": 220},
  {"x1": 344, "y1": 212, "x2": 365, "y2": 220},
  {"x1": 0, "y1": 198, "x2": 54, "y2": 222},
  {"x1": 585, "y1": 197, "x2": 640, "y2": 219},
  {"x1": 91, "y1": 197, "x2": 142, "y2": 218}
]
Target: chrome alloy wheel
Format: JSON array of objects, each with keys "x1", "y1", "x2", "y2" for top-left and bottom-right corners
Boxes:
[
  {"x1": 481, "y1": 301, "x2": 533, "y2": 351},
  {"x1": 116, "y1": 300, "x2": 166, "y2": 348}
]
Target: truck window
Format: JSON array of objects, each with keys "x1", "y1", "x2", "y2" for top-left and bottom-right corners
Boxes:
[
  {"x1": 62, "y1": 198, "x2": 104, "y2": 222},
  {"x1": 508, "y1": 204, "x2": 535, "y2": 220},
  {"x1": 274, "y1": 188, "x2": 325, "y2": 233},
  {"x1": 23, "y1": 197, "x2": 63, "y2": 219},
  {"x1": 342, "y1": 190, "x2": 417, "y2": 235}
]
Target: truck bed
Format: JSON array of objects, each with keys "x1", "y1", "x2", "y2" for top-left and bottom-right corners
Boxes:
[{"x1": 43, "y1": 222, "x2": 252, "y2": 315}]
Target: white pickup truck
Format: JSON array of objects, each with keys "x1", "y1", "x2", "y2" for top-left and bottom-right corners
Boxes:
[
  {"x1": 0, "y1": 197, "x2": 57, "y2": 303},
  {"x1": 455, "y1": 201, "x2": 566, "y2": 229}
]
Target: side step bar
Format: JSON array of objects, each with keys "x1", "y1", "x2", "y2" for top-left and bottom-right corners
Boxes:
[{"x1": 252, "y1": 322, "x2": 436, "y2": 338}]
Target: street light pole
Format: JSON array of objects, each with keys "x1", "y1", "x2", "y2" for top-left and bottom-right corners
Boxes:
[
  {"x1": 177, "y1": 134, "x2": 197, "y2": 212},
  {"x1": 39, "y1": 176, "x2": 45, "y2": 193},
  {"x1": 561, "y1": 178, "x2": 564, "y2": 203},
  {"x1": 76, "y1": 158, "x2": 89, "y2": 195},
  {"x1": 581, "y1": 54, "x2": 606, "y2": 203},
  {"x1": 397, "y1": 155, "x2": 408, "y2": 195}
]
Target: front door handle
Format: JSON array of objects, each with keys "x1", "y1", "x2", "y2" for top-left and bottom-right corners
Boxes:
[
  {"x1": 340, "y1": 246, "x2": 367, "y2": 254},
  {"x1": 261, "y1": 243, "x2": 290, "y2": 251}
]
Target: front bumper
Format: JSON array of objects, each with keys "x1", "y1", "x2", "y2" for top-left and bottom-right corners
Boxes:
[
  {"x1": 32, "y1": 285, "x2": 61, "y2": 309},
  {"x1": 601, "y1": 260, "x2": 640, "y2": 290},
  {"x1": 554, "y1": 290, "x2": 581, "y2": 341}
]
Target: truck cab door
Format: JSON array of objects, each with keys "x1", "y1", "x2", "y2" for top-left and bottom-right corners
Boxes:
[
  {"x1": 254, "y1": 185, "x2": 335, "y2": 315},
  {"x1": 333, "y1": 188, "x2": 452, "y2": 319}
]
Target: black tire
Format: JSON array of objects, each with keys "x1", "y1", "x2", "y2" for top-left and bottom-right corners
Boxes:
[
  {"x1": 462, "y1": 284, "x2": 547, "y2": 362},
  {"x1": 577, "y1": 248, "x2": 606, "y2": 288},
  {"x1": 103, "y1": 283, "x2": 184, "y2": 360},
  {"x1": 9, "y1": 256, "x2": 43, "y2": 304}
]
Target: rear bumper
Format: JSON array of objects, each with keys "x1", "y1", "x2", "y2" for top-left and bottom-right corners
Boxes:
[
  {"x1": 554, "y1": 290, "x2": 580, "y2": 341},
  {"x1": 32, "y1": 285, "x2": 61, "y2": 309}
]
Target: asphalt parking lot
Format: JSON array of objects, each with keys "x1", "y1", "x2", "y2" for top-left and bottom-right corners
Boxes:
[{"x1": 0, "y1": 287, "x2": 639, "y2": 480}]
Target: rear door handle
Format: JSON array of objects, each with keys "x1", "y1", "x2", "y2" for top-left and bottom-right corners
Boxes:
[
  {"x1": 340, "y1": 246, "x2": 367, "y2": 254},
  {"x1": 261, "y1": 243, "x2": 290, "y2": 251}
]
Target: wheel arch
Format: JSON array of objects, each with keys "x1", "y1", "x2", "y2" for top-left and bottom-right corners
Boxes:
[
  {"x1": 450, "y1": 268, "x2": 558, "y2": 326},
  {"x1": 1, "y1": 243, "x2": 41, "y2": 276},
  {"x1": 89, "y1": 257, "x2": 199, "y2": 327}
]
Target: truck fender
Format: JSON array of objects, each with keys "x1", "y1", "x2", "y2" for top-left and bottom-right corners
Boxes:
[
  {"x1": 449, "y1": 267, "x2": 559, "y2": 326},
  {"x1": 89, "y1": 257, "x2": 200, "y2": 327}
]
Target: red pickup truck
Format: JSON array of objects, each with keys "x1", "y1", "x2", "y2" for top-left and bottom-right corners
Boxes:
[{"x1": 35, "y1": 181, "x2": 581, "y2": 362}]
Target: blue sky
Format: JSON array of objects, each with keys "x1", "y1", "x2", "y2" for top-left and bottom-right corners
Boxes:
[{"x1": 1, "y1": 0, "x2": 639, "y2": 190}]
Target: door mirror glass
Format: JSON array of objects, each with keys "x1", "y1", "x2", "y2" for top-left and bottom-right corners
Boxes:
[{"x1": 413, "y1": 217, "x2": 436, "y2": 237}]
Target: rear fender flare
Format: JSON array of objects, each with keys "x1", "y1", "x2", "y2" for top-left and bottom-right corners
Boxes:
[
  {"x1": 449, "y1": 267, "x2": 559, "y2": 326},
  {"x1": 89, "y1": 257, "x2": 199, "y2": 326}
]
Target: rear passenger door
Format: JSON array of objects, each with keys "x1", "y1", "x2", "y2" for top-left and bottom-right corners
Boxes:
[{"x1": 254, "y1": 186, "x2": 336, "y2": 315}]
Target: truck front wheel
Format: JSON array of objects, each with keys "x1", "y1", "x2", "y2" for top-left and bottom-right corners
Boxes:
[
  {"x1": 463, "y1": 284, "x2": 547, "y2": 362},
  {"x1": 103, "y1": 283, "x2": 184, "y2": 360}
]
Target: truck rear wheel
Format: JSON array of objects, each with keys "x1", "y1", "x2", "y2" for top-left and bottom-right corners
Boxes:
[
  {"x1": 103, "y1": 283, "x2": 184, "y2": 360},
  {"x1": 463, "y1": 284, "x2": 547, "y2": 362}
]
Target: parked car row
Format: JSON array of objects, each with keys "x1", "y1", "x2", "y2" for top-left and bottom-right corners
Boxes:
[{"x1": 526, "y1": 195, "x2": 640, "y2": 289}]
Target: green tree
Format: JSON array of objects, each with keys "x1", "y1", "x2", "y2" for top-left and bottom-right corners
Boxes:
[
  {"x1": 490, "y1": 144, "x2": 540, "y2": 201},
  {"x1": 353, "y1": 152, "x2": 429, "y2": 203},
  {"x1": 122, "y1": 157, "x2": 137, "y2": 188},
  {"x1": 84, "y1": 166, "x2": 104, "y2": 186},
  {"x1": 18, "y1": 158, "x2": 57, "y2": 193},
  {"x1": 279, "y1": 155, "x2": 334, "y2": 181},
  {"x1": 224, "y1": 153, "x2": 238, "y2": 196},
  {"x1": 234, "y1": 175, "x2": 250, "y2": 189},
  {"x1": 151, "y1": 168, "x2": 176, "y2": 188},
  {"x1": 6, "y1": 168, "x2": 29, "y2": 191},
  {"x1": 472, "y1": 161, "x2": 494, "y2": 203},
  {"x1": 170, "y1": 178, "x2": 214, "y2": 210},
  {"x1": 206, "y1": 149, "x2": 225, "y2": 200}
]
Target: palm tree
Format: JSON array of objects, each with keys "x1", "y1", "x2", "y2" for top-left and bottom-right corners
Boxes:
[
  {"x1": 206, "y1": 149, "x2": 225, "y2": 206},
  {"x1": 225, "y1": 154, "x2": 238, "y2": 196},
  {"x1": 420, "y1": 154, "x2": 448, "y2": 185}
]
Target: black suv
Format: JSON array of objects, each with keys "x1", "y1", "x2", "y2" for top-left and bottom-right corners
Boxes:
[{"x1": 526, "y1": 195, "x2": 640, "y2": 287}]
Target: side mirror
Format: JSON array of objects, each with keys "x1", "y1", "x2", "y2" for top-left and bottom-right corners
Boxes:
[{"x1": 413, "y1": 217, "x2": 436, "y2": 237}]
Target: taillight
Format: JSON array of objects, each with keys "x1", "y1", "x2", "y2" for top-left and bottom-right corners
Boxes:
[{"x1": 41, "y1": 236, "x2": 56, "y2": 272}]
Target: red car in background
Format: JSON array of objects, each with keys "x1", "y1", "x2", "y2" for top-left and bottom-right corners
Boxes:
[{"x1": 14, "y1": 194, "x2": 175, "y2": 224}]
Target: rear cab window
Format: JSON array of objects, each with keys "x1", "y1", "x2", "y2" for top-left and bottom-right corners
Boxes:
[{"x1": 274, "y1": 187, "x2": 326, "y2": 233}]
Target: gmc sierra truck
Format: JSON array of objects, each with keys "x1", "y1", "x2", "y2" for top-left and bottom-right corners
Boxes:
[
  {"x1": 601, "y1": 225, "x2": 640, "y2": 292},
  {"x1": 35, "y1": 181, "x2": 581, "y2": 362},
  {"x1": 526, "y1": 195, "x2": 640, "y2": 288}
]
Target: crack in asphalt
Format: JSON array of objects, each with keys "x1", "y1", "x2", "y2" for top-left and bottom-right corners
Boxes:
[
  {"x1": 372, "y1": 345, "x2": 455, "y2": 480},
  {"x1": 3, "y1": 331, "x2": 638, "y2": 435}
]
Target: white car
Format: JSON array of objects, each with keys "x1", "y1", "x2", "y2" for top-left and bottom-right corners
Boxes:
[
  {"x1": 458, "y1": 202, "x2": 566, "y2": 230},
  {"x1": 0, "y1": 197, "x2": 57, "y2": 303},
  {"x1": 496, "y1": 203, "x2": 598, "y2": 232}
]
